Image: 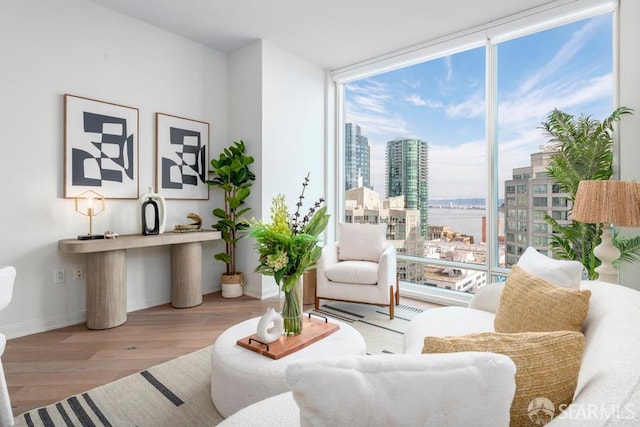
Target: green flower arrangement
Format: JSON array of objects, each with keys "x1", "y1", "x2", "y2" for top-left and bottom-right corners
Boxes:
[{"x1": 250, "y1": 174, "x2": 330, "y2": 335}]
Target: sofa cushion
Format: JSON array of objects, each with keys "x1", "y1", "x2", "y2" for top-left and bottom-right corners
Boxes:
[
  {"x1": 324, "y1": 260, "x2": 379, "y2": 285},
  {"x1": 217, "y1": 392, "x2": 300, "y2": 427},
  {"x1": 422, "y1": 331, "x2": 585, "y2": 427},
  {"x1": 338, "y1": 223, "x2": 386, "y2": 262},
  {"x1": 564, "y1": 281, "x2": 640, "y2": 423},
  {"x1": 285, "y1": 352, "x2": 516, "y2": 427},
  {"x1": 494, "y1": 265, "x2": 591, "y2": 333},
  {"x1": 517, "y1": 246, "x2": 583, "y2": 289},
  {"x1": 403, "y1": 306, "x2": 495, "y2": 353}
]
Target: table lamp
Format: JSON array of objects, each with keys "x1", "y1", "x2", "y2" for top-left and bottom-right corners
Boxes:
[
  {"x1": 571, "y1": 180, "x2": 640, "y2": 283},
  {"x1": 74, "y1": 190, "x2": 106, "y2": 240}
]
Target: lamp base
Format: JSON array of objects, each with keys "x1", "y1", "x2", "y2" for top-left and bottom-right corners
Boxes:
[
  {"x1": 593, "y1": 225, "x2": 620, "y2": 284},
  {"x1": 78, "y1": 234, "x2": 105, "y2": 240}
]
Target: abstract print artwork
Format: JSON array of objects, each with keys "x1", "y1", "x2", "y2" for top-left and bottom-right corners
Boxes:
[
  {"x1": 156, "y1": 113, "x2": 209, "y2": 200},
  {"x1": 64, "y1": 94, "x2": 139, "y2": 199}
]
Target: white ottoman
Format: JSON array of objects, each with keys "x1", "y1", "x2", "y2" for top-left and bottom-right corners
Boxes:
[{"x1": 211, "y1": 316, "x2": 366, "y2": 418}]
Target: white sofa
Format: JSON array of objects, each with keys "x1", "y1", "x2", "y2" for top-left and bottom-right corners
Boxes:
[
  {"x1": 220, "y1": 279, "x2": 640, "y2": 426},
  {"x1": 405, "y1": 280, "x2": 640, "y2": 426}
]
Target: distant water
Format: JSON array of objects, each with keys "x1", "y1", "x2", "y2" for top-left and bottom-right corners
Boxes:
[{"x1": 428, "y1": 207, "x2": 486, "y2": 243}]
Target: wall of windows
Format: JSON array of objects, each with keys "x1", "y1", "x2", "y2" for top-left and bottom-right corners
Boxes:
[{"x1": 333, "y1": 0, "x2": 616, "y2": 302}]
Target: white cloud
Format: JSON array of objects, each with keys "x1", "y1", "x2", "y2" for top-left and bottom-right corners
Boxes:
[
  {"x1": 517, "y1": 19, "x2": 600, "y2": 96},
  {"x1": 428, "y1": 139, "x2": 486, "y2": 198},
  {"x1": 403, "y1": 78, "x2": 421, "y2": 89},
  {"x1": 445, "y1": 92, "x2": 485, "y2": 119},
  {"x1": 405, "y1": 94, "x2": 443, "y2": 109},
  {"x1": 346, "y1": 105, "x2": 409, "y2": 137},
  {"x1": 405, "y1": 94, "x2": 427, "y2": 106},
  {"x1": 346, "y1": 78, "x2": 409, "y2": 138},
  {"x1": 444, "y1": 55, "x2": 453, "y2": 81},
  {"x1": 499, "y1": 73, "x2": 612, "y2": 130}
]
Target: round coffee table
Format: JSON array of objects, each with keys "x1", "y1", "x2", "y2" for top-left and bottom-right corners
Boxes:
[{"x1": 210, "y1": 316, "x2": 366, "y2": 418}]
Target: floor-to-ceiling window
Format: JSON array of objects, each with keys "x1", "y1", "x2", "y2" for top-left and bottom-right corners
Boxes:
[{"x1": 333, "y1": 1, "x2": 615, "y2": 304}]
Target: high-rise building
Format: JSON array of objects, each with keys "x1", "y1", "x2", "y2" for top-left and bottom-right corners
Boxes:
[
  {"x1": 344, "y1": 123, "x2": 371, "y2": 191},
  {"x1": 386, "y1": 138, "x2": 429, "y2": 237},
  {"x1": 503, "y1": 148, "x2": 571, "y2": 266}
]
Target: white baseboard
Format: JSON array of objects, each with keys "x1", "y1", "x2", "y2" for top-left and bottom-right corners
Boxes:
[
  {"x1": 3, "y1": 311, "x2": 87, "y2": 339},
  {"x1": 3, "y1": 284, "x2": 223, "y2": 339},
  {"x1": 243, "y1": 282, "x2": 279, "y2": 299}
]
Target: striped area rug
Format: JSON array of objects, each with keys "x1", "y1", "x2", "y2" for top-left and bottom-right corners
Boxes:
[
  {"x1": 14, "y1": 347, "x2": 222, "y2": 427},
  {"x1": 15, "y1": 302, "x2": 423, "y2": 426},
  {"x1": 312, "y1": 301, "x2": 424, "y2": 354}
]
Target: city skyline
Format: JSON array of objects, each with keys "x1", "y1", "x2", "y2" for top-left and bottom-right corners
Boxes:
[{"x1": 345, "y1": 13, "x2": 613, "y2": 200}]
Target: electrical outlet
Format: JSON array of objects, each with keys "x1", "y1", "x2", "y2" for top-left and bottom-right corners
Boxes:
[
  {"x1": 54, "y1": 269, "x2": 65, "y2": 283},
  {"x1": 73, "y1": 265, "x2": 85, "y2": 281}
]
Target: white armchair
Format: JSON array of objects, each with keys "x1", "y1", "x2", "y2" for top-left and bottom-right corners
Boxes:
[
  {"x1": 315, "y1": 223, "x2": 399, "y2": 319},
  {"x1": 0, "y1": 266, "x2": 15, "y2": 427}
]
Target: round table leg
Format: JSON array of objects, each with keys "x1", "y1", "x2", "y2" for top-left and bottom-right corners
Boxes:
[
  {"x1": 86, "y1": 249, "x2": 127, "y2": 329},
  {"x1": 171, "y1": 242, "x2": 203, "y2": 308}
]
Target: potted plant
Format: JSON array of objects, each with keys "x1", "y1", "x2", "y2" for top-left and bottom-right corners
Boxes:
[
  {"x1": 541, "y1": 107, "x2": 640, "y2": 278},
  {"x1": 207, "y1": 140, "x2": 256, "y2": 298}
]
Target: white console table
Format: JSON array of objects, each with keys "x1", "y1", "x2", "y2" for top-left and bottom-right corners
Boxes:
[{"x1": 59, "y1": 231, "x2": 221, "y2": 330}]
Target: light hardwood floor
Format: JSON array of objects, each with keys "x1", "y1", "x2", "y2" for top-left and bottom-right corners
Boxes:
[{"x1": 4, "y1": 291, "x2": 438, "y2": 417}]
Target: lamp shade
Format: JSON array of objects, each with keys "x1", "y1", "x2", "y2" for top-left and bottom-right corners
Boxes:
[{"x1": 571, "y1": 180, "x2": 640, "y2": 227}]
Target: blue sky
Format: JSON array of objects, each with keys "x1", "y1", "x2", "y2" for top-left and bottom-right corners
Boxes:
[{"x1": 345, "y1": 13, "x2": 613, "y2": 200}]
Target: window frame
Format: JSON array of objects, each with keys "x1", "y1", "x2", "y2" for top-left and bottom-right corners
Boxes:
[{"x1": 329, "y1": 0, "x2": 618, "y2": 305}]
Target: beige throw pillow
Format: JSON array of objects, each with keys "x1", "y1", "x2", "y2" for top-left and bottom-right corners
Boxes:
[
  {"x1": 494, "y1": 265, "x2": 591, "y2": 333},
  {"x1": 422, "y1": 331, "x2": 585, "y2": 427}
]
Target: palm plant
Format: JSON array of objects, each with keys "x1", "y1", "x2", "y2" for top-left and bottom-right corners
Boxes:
[{"x1": 541, "y1": 106, "x2": 640, "y2": 279}]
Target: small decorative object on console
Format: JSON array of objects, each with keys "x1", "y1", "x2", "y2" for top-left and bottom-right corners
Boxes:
[
  {"x1": 140, "y1": 187, "x2": 167, "y2": 235},
  {"x1": 174, "y1": 213, "x2": 203, "y2": 232},
  {"x1": 104, "y1": 230, "x2": 119, "y2": 239}
]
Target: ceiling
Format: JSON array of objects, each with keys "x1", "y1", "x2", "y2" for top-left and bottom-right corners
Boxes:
[{"x1": 88, "y1": 0, "x2": 553, "y2": 70}]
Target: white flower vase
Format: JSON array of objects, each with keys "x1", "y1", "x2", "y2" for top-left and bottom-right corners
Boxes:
[{"x1": 256, "y1": 307, "x2": 283, "y2": 343}]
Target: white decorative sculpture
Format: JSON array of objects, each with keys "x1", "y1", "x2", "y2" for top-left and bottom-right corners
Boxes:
[
  {"x1": 140, "y1": 188, "x2": 167, "y2": 235},
  {"x1": 256, "y1": 307, "x2": 284, "y2": 343}
]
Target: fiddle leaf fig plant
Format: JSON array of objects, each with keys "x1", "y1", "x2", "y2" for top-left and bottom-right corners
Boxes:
[
  {"x1": 541, "y1": 106, "x2": 640, "y2": 279},
  {"x1": 207, "y1": 140, "x2": 255, "y2": 276}
]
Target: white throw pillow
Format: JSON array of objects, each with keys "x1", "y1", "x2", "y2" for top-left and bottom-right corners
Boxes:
[
  {"x1": 285, "y1": 352, "x2": 516, "y2": 427},
  {"x1": 517, "y1": 246, "x2": 583, "y2": 289},
  {"x1": 338, "y1": 223, "x2": 386, "y2": 262}
]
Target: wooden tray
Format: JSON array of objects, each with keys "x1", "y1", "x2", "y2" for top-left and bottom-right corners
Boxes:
[{"x1": 237, "y1": 316, "x2": 339, "y2": 359}]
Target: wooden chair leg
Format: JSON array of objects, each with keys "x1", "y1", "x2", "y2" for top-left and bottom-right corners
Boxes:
[
  {"x1": 389, "y1": 285, "x2": 394, "y2": 319},
  {"x1": 395, "y1": 275, "x2": 400, "y2": 305}
]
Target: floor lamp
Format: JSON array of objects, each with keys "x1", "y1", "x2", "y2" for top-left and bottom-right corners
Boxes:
[{"x1": 571, "y1": 180, "x2": 640, "y2": 283}]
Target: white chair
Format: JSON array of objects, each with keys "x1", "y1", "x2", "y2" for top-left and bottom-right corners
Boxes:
[
  {"x1": 0, "y1": 266, "x2": 15, "y2": 427},
  {"x1": 315, "y1": 223, "x2": 399, "y2": 319}
]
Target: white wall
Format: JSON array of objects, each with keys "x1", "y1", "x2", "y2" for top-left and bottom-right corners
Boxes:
[
  {"x1": 0, "y1": 0, "x2": 229, "y2": 337},
  {"x1": 228, "y1": 40, "x2": 327, "y2": 299},
  {"x1": 227, "y1": 41, "x2": 265, "y2": 297},
  {"x1": 617, "y1": 0, "x2": 640, "y2": 290}
]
